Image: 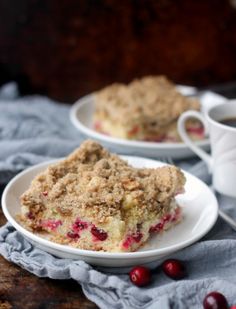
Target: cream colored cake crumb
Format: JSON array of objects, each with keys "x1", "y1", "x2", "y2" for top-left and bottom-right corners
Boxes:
[
  {"x1": 94, "y1": 75, "x2": 204, "y2": 142},
  {"x1": 20, "y1": 140, "x2": 186, "y2": 252}
]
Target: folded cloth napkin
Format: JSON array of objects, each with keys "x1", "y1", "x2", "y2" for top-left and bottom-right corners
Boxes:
[{"x1": 0, "y1": 83, "x2": 235, "y2": 309}]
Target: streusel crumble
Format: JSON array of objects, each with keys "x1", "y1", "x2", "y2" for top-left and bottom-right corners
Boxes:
[
  {"x1": 94, "y1": 75, "x2": 204, "y2": 142},
  {"x1": 20, "y1": 140, "x2": 186, "y2": 252}
]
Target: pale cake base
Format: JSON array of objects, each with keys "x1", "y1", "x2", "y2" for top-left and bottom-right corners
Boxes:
[{"x1": 19, "y1": 140, "x2": 186, "y2": 252}]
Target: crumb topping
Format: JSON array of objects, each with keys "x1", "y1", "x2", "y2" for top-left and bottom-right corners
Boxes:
[
  {"x1": 95, "y1": 75, "x2": 199, "y2": 127},
  {"x1": 21, "y1": 141, "x2": 185, "y2": 226}
]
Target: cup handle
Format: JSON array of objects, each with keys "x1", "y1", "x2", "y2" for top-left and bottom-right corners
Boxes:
[{"x1": 177, "y1": 110, "x2": 213, "y2": 172}]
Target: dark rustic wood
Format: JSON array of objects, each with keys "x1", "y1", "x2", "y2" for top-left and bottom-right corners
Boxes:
[
  {"x1": 0, "y1": 187, "x2": 98, "y2": 309},
  {"x1": 0, "y1": 0, "x2": 236, "y2": 102}
]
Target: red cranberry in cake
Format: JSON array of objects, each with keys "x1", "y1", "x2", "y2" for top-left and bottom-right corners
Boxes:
[
  {"x1": 94, "y1": 75, "x2": 202, "y2": 143},
  {"x1": 122, "y1": 231, "x2": 143, "y2": 249},
  {"x1": 40, "y1": 219, "x2": 62, "y2": 231},
  {"x1": 20, "y1": 140, "x2": 185, "y2": 252},
  {"x1": 27, "y1": 212, "x2": 35, "y2": 220},
  {"x1": 91, "y1": 226, "x2": 108, "y2": 241},
  {"x1": 67, "y1": 231, "x2": 80, "y2": 239},
  {"x1": 72, "y1": 219, "x2": 88, "y2": 232}
]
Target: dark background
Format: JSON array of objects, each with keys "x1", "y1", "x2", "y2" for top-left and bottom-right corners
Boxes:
[{"x1": 1, "y1": 0, "x2": 236, "y2": 102}]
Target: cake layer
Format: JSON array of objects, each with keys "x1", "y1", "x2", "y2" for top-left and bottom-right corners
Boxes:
[
  {"x1": 94, "y1": 117, "x2": 204, "y2": 142},
  {"x1": 20, "y1": 140, "x2": 186, "y2": 252},
  {"x1": 94, "y1": 75, "x2": 203, "y2": 142}
]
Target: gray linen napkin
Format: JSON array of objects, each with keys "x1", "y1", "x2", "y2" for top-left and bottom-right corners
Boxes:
[{"x1": 0, "y1": 83, "x2": 236, "y2": 309}]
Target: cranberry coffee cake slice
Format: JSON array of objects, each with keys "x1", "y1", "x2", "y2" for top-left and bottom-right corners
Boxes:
[
  {"x1": 20, "y1": 140, "x2": 186, "y2": 252},
  {"x1": 94, "y1": 75, "x2": 204, "y2": 142}
]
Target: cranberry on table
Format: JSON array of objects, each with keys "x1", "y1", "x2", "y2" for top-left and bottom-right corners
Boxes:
[
  {"x1": 203, "y1": 291, "x2": 228, "y2": 309},
  {"x1": 162, "y1": 259, "x2": 186, "y2": 280},
  {"x1": 129, "y1": 266, "x2": 151, "y2": 287}
]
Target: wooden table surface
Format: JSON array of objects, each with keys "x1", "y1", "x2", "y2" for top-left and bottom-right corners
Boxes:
[{"x1": 0, "y1": 185, "x2": 98, "y2": 309}]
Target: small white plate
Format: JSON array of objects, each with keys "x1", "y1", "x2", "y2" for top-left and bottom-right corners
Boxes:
[
  {"x1": 2, "y1": 156, "x2": 218, "y2": 267},
  {"x1": 70, "y1": 90, "x2": 212, "y2": 159}
]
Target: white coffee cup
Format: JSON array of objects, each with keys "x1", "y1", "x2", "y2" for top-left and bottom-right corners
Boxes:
[{"x1": 178, "y1": 102, "x2": 236, "y2": 197}]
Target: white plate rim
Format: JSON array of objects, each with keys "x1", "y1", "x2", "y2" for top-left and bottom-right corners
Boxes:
[
  {"x1": 2, "y1": 156, "x2": 218, "y2": 260},
  {"x1": 69, "y1": 94, "x2": 210, "y2": 150}
]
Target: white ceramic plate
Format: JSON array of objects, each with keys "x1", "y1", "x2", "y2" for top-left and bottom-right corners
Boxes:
[
  {"x1": 2, "y1": 156, "x2": 218, "y2": 267},
  {"x1": 70, "y1": 87, "x2": 212, "y2": 159}
]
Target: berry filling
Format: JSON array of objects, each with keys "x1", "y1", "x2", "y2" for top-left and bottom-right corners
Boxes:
[
  {"x1": 91, "y1": 226, "x2": 108, "y2": 241},
  {"x1": 41, "y1": 219, "x2": 62, "y2": 231},
  {"x1": 67, "y1": 231, "x2": 80, "y2": 239},
  {"x1": 187, "y1": 125, "x2": 204, "y2": 137},
  {"x1": 94, "y1": 122, "x2": 110, "y2": 136},
  {"x1": 144, "y1": 135, "x2": 178, "y2": 143},
  {"x1": 123, "y1": 208, "x2": 181, "y2": 250},
  {"x1": 94, "y1": 121, "x2": 102, "y2": 130},
  {"x1": 66, "y1": 218, "x2": 108, "y2": 242},
  {"x1": 67, "y1": 218, "x2": 89, "y2": 241},
  {"x1": 149, "y1": 222, "x2": 163, "y2": 233},
  {"x1": 132, "y1": 231, "x2": 143, "y2": 242},
  {"x1": 27, "y1": 212, "x2": 35, "y2": 220},
  {"x1": 127, "y1": 126, "x2": 140, "y2": 137},
  {"x1": 122, "y1": 231, "x2": 143, "y2": 249},
  {"x1": 72, "y1": 219, "x2": 88, "y2": 232},
  {"x1": 144, "y1": 135, "x2": 166, "y2": 142},
  {"x1": 163, "y1": 214, "x2": 172, "y2": 222},
  {"x1": 149, "y1": 207, "x2": 181, "y2": 233}
]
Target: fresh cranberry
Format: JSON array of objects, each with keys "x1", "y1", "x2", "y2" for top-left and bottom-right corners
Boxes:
[
  {"x1": 149, "y1": 222, "x2": 164, "y2": 233},
  {"x1": 91, "y1": 226, "x2": 108, "y2": 241},
  {"x1": 41, "y1": 219, "x2": 62, "y2": 230},
  {"x1": 162, "y1": 259, "x2": 186, "y2": 280},
  {"x1": 122, "y1": 231, "x2": 143, "y2": 249},
  {"x1": 144, "y1": 135, "x2": 165, "y2": 142},
  {"x1": 94, "y1": 121, "x2": 101, "y2": 130},
  {"x1": 230, "y1": 306, "x2": 236, "y2": 309},
  {"x1": 128, "y1": 125, "x2": 140, "y2": 136},
  {"x1": 163, "y1": 214, "x2": 171, "y2": 222},
  {"x1": 187, "y1": 126, "x2": 204, "y2": 136},
  {"x1": 122, "y1": 236, "x2": 133, "y2": 249},
  {"x1": 132, "y1": 231, "x2": 143, "y2": 243},
  {"x1": 67, "y1": 231, "x2": 80, "y2": 239},
  {"x1": 27, "y1": 212, "x2": 35, "y2": 219},
  {"x1": 203, "y1": 292, "x2": 228, "y2": 309},
  {"x1": 73, "y1": 219, "x2": 88, "y2": 231},
  {"x1": 129, "y1": 266, "x2": 151, "y2": 287}
]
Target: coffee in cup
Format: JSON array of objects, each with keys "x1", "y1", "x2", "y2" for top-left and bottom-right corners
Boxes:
[{"x1": 178, "y1": 102, "x2": 236, "y2": 198}]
